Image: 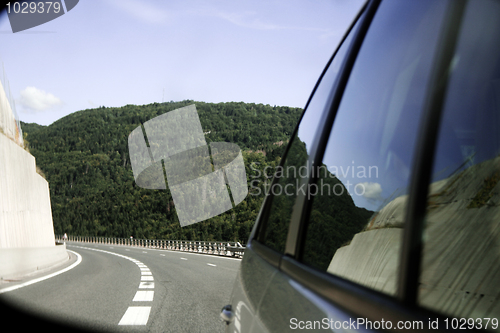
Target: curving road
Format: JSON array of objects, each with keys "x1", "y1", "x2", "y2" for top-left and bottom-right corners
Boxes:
[{"x1": 0, "y1": 242, "x2": 240, "y2": 332}]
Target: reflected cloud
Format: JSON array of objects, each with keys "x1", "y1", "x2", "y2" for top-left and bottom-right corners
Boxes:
[{"x1": 356, "y1": 182, "x2": 382, "y2": 200}]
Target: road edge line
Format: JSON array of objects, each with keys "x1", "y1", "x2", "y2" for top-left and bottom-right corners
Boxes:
[{"x1": 0, "y1": 250, "x2": 82, "y2": 294}]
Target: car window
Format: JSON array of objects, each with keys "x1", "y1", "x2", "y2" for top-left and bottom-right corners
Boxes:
[
  {"x1": 418, "y1": 0, "x2": 500, "y2": 325},
  {"x1": 300, "y1": 0, "x2": 447, "y2": 296},
  {"x1": 258, "y1": 20, "x2": 358, "y2": 253}
]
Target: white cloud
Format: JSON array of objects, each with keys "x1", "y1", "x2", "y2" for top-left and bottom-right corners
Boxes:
[
  {"x1": 214, "y1": 11, "x2": 281, "y2": 30},
  {"x1": 356, "y1": 182, "x2": 382, "y2": 200},
  {"x1": 201, "y1": 8, "x2": 330, "y2": 33},
  {"x1": 18, "y1": 86, "x2": 63, "y2": 112},
  {"x1": 107, "y1": 0, "x2": 168, "y2": 24}
]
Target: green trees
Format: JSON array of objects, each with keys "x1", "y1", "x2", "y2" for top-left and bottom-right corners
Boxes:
[{"x1": 22, "y1": 100, "x2": 301, "y2": 243}]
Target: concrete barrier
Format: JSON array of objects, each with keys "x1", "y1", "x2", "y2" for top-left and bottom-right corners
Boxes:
[
  {"x1": 0, "y1": 132, "x2": 55, "y2": 248},
  {"x1": 0, "y1": 72, "x2": 62, "y2": 280},
  {"x1": 0, "y1": 243, "x2": 68, "y2": 280}
]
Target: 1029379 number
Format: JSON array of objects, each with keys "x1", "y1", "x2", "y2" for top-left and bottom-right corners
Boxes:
[
  {"x1": 6, "y1": 1, "x2": 61, "y2": 14},
  {"x1": 444, "y1": 318, "x2": 498, "y2": 330}
]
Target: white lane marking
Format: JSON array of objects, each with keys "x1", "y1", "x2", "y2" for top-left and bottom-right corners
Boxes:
[
  {"x1": 118, "y1": 306, "x2": 151, "y2": 325},
  {"x1": 142, "y1": 251, "x2": 147, "y2": 253},
  {"x1": 125, "y1": 249, "x2": 130, "y2": 251},
  {"x1": 71, "y1": 245, "x2": 136, "y2": 261},
  {"x1": 139, "y1": 282, "x2": 154, "y2": 289},
  {"x1": 68, "y1": 245, "x2": 156, "y2": 326},
  {"x1": 180, "y1": 257, "x2": 187, "y2": 260},
  {"x1": 160, "y1": 254, "x2": 165, "y2": 256},
  {"x1": 0, "y1": 250, "x2": 82, "y2": 294},
  {"x1": 207, "y1": 263, "x2": 217, "y2": 267},
  {"x1": 133, "y1": 290, "x2": 154, "y2": 301},
  {"x1": 109, "y1": 247, "x2": 114, "y2": 249},
  {"x1": 70, "y1": 247, "x2": 154, "y2": 276}
]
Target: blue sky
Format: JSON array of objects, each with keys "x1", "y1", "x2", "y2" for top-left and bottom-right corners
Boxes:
[{"x1": 0, "y1": 0, "x2": 364, "y2": 126}]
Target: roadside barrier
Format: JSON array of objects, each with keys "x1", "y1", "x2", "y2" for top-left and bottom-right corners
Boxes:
[{"x1": 55, "y1": 235, "x2": 245, "y2": 258}]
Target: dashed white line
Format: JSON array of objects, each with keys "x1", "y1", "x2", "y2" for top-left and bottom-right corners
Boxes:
[
  {"x1": 180, "y1": 257, "x2": 188, "y2": 260},
  {"x1": 207, "y1": 263, "x2": 217, "y2": 267},
  {"x1": 69, "y1": 245, "x2": 155, "y2": 326},
  {"x1": 139, "y1": 282, "x2": 154, "y2": 289},
  {"x1": 118, "y1": 306, "x2": 151, "y2": 325},
  {"x1": 133, "y1": 290, "x2": 154, "y2": 302}
]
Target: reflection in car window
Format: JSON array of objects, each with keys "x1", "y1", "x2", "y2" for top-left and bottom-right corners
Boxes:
[
  {"x1": 300, "y1": 0, "x2": 447, "y2": 296},
  {"x1": 419, "y1": 0, "x2": 500, "y2": 324},
  {"x1": 260, "y1": 21, "x2": 358, "y2": 253}
]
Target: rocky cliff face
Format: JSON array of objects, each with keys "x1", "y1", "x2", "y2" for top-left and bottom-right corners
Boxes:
[{"x1": 328, "y1": 156, "x2": 500, "y2": 318}]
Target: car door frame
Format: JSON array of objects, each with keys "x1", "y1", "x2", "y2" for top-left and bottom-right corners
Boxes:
[{"x1": 245, "y1": 0, "x2": 475, "y2": 331}]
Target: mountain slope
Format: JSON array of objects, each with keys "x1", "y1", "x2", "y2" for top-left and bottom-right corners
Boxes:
[{"x1": 22, "y1": 100, "x2": 302, "y2": 242}]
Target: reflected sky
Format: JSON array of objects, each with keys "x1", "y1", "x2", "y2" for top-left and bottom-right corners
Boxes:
[{"x1": 316, "y1": 0, "x2": 447, "y2": 211}]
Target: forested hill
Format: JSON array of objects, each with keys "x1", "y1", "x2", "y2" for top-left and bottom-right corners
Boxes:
[{"x1": 22, "y1": 100, "x2": 302, "y2": 243}]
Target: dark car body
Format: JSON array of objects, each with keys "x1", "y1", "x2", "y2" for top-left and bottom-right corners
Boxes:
[{"x1": 223, "y1": 0, "x2": 500, "y2": 331}]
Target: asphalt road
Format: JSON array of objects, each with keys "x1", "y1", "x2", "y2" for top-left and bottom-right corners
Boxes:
[{"x1": 0, "y1": 242, "x2": 241, "y2": 332}]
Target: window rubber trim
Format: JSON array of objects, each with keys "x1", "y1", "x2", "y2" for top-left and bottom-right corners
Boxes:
[
  {"x1": 285, "y1": 0, "x2": 381, "y2": 260},
  {"x1": 253, "y1": 0, "x2": 370, "y2": 248},
  {"x1": 397, "y1": 0, "x2": 467, "y2": 305}
]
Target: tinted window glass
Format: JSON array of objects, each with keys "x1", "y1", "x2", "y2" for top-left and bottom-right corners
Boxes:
[
  {"x1": 301, "y1": 0, "x2": 447, "y2": 296},
  {"x1": 259, "y1": 22, "x2": 357, "y2": 253},
  {"x1": 419, "y1": 0, "x2": 500, "y2": 324}
]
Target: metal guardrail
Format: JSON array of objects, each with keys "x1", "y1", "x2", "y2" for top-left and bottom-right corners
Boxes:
[{"x1": 55, "y1": 235, "x2": 246, "y2": 258}]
